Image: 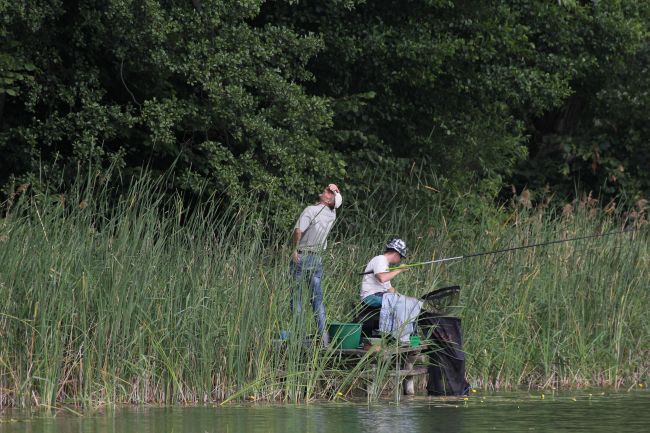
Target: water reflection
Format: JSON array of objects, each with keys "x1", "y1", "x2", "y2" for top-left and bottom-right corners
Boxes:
[
  {"x1": 1, "y1": 392, "x2": 648, "y2": 433},
  {"x1": 357, "y1": 402, "x2": 463, "y2": 433}
]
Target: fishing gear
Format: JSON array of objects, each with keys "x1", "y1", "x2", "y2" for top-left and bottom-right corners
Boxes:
[{"x1": 360, "y1": 227, "x2": 639, "y2": 275}]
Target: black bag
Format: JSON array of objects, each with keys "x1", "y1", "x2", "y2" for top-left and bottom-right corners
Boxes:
[{"x1": 418, "y1": 286, "x2": 470, "y2": 396}]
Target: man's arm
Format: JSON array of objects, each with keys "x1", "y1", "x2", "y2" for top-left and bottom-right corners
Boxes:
[
  {"x1": 291, "y1": 228, "x2": 302, "y2": 263},
  {"x1": 377, "y1": 268, "x2": 407, "y2": 294},
  {"x1": 375, "y1": 268, "x2": 406, "y2": 283}
]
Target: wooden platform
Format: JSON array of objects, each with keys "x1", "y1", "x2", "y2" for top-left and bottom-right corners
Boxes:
[
  {"x1": 272, "y1": 339, "x2": 432, "y2": 395},
  {"x1": 329, "y1": 343, "x2": 430, "y2": 395},
  {"x1": 332, "y1": 343, "x2": 430, "y2": 356},
  {"x1": 357, "y1": 366, "x2": 428, "y2": 378}
]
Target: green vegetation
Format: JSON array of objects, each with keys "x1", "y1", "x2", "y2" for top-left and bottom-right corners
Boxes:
[
  {"x1": 1, "y1": 173, "x2": 647, "y2": 408},
  {"x1": 2, "y1": 1, "x2": 650, "y2": 212},
  {"x1": 2, "y1": 0, "x2": 649, "y2": 410}
]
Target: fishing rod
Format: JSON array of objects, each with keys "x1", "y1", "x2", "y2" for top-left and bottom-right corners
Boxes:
[{"x1": 360, "y1": 227, "x2": 639, "y2": 275}]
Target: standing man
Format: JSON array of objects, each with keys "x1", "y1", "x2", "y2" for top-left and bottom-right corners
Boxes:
[
  {"x1": 360, "y1": 238, "x2": 408, "y2": 307},
  {"x1": 290, "y1": 183, "x2": 342, "y2": 345}
]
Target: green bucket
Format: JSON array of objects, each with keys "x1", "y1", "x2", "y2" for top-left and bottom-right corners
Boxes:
[{"x1": 328, "y1": 322, "x2": 362, "y2": 349}]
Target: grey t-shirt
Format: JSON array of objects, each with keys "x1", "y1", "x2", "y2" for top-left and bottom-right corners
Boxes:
[{"x1": 294, "y1": 204, "x2": 336, "y2": 252}]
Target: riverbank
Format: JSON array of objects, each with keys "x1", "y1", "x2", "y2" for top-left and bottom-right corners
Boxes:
[{"x1": 1, "y1": 178, "x2": 648, "y2": 408}]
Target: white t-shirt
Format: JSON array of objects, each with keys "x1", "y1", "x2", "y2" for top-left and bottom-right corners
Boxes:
[
  {"x1": 360, "y1": 254, "x2": 392, "y2": 299},
  {"x1": 294, "y1": 204, "x2": 336, "y2": 252}
]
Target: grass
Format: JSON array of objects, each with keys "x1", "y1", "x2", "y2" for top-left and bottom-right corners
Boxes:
[{"x1": 0, "y1": 171, "x2": 648, "y2": 408}]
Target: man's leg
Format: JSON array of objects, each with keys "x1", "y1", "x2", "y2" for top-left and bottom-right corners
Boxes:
[
  {"x1": 308, "y1": 257, "x2": 329, "y2": 344},
  {"x1": 289, "y1": 259, "x2": 304, "y2": 321}
]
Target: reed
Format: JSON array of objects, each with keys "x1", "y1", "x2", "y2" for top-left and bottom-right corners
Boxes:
[{"x1": 0, "y1": 172, "x2": 648, "y2": 408}]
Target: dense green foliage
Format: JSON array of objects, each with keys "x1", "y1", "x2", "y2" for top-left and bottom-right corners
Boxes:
[
  {"x1": 0, "y1": 0, "x2": 342, "y2": 222},
  {"x1": 0, "y1": 176, "x2": 647, "y2": 407},
  {"x1": 1, "y1": 1, "x2": 649, "y2": 213}
]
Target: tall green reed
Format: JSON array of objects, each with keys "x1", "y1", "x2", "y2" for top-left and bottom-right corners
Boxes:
[{"x1": 0, "y1": 171, "x2": 647, "y2": 408}]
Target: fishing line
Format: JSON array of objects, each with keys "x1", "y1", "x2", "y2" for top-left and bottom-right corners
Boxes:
[{"x1": 360, "y1": 227, "x2": 640, "y2": 275}]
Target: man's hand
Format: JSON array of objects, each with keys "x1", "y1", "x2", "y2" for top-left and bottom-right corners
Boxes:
[
  {"x1": 388, "y1": 266, "x2": 408, "y2": 272},
  {"x1": 292, "y1": 250, "x2": 301, "y2": 264}
]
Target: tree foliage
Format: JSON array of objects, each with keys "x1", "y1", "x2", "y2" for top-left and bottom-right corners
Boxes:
[
  {"x1": 0, "y1": 0, "x2": 342, "y2": 221},
  {"x1": 514, "y1": 1, "x2": 650, "y2": 200},
  {"x1": 268, "y1": 0, "x2": 650, "y2": 202},
  {"x1": 1, "y1": 0, "x2": 649, "y2": 217}
]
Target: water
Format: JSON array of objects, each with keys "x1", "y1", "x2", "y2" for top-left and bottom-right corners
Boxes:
[{"x1": 1, "y1": 391, "x2": 647, "y2": 433}]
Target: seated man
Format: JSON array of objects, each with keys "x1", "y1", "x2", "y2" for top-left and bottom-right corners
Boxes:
[
  {"x1": 360, "y1": 238, "x2": 408, "y2": 306},
  {"x1": 359, "y1": 239, "x2": 422, "y2": 342}
]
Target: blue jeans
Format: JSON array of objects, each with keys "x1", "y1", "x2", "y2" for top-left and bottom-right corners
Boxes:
[{"x1": 289, "y1": 253, "x2": 327, "y2": 336}]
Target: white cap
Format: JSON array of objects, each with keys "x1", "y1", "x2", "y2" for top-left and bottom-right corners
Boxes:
[
  {"x1": 327, "y1": 183, "x2": 342, "y2": 209},
  {"x1": 334, "y1": 191, "x2": 342, "y2": 209}
]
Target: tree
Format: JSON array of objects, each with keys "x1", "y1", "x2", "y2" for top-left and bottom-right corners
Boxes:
[
  {"x1": 510, "y1": 1, "x2": 650, "y2": 201},
  {"x1": 266, "y1": 0, "x2": 650, "y2": 203},
  {"x1": 0, "y1": 0, "x2": 344, "y2": 221}
]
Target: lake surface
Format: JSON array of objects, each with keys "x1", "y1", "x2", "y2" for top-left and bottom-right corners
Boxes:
[{"x1": 1, "y1": 391, "x2": 647, "y2": 433}]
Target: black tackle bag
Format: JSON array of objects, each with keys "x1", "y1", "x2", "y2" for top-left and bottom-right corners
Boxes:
[{"x1": 418, "y1": 286, "x2": 470, "y2": 396}]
